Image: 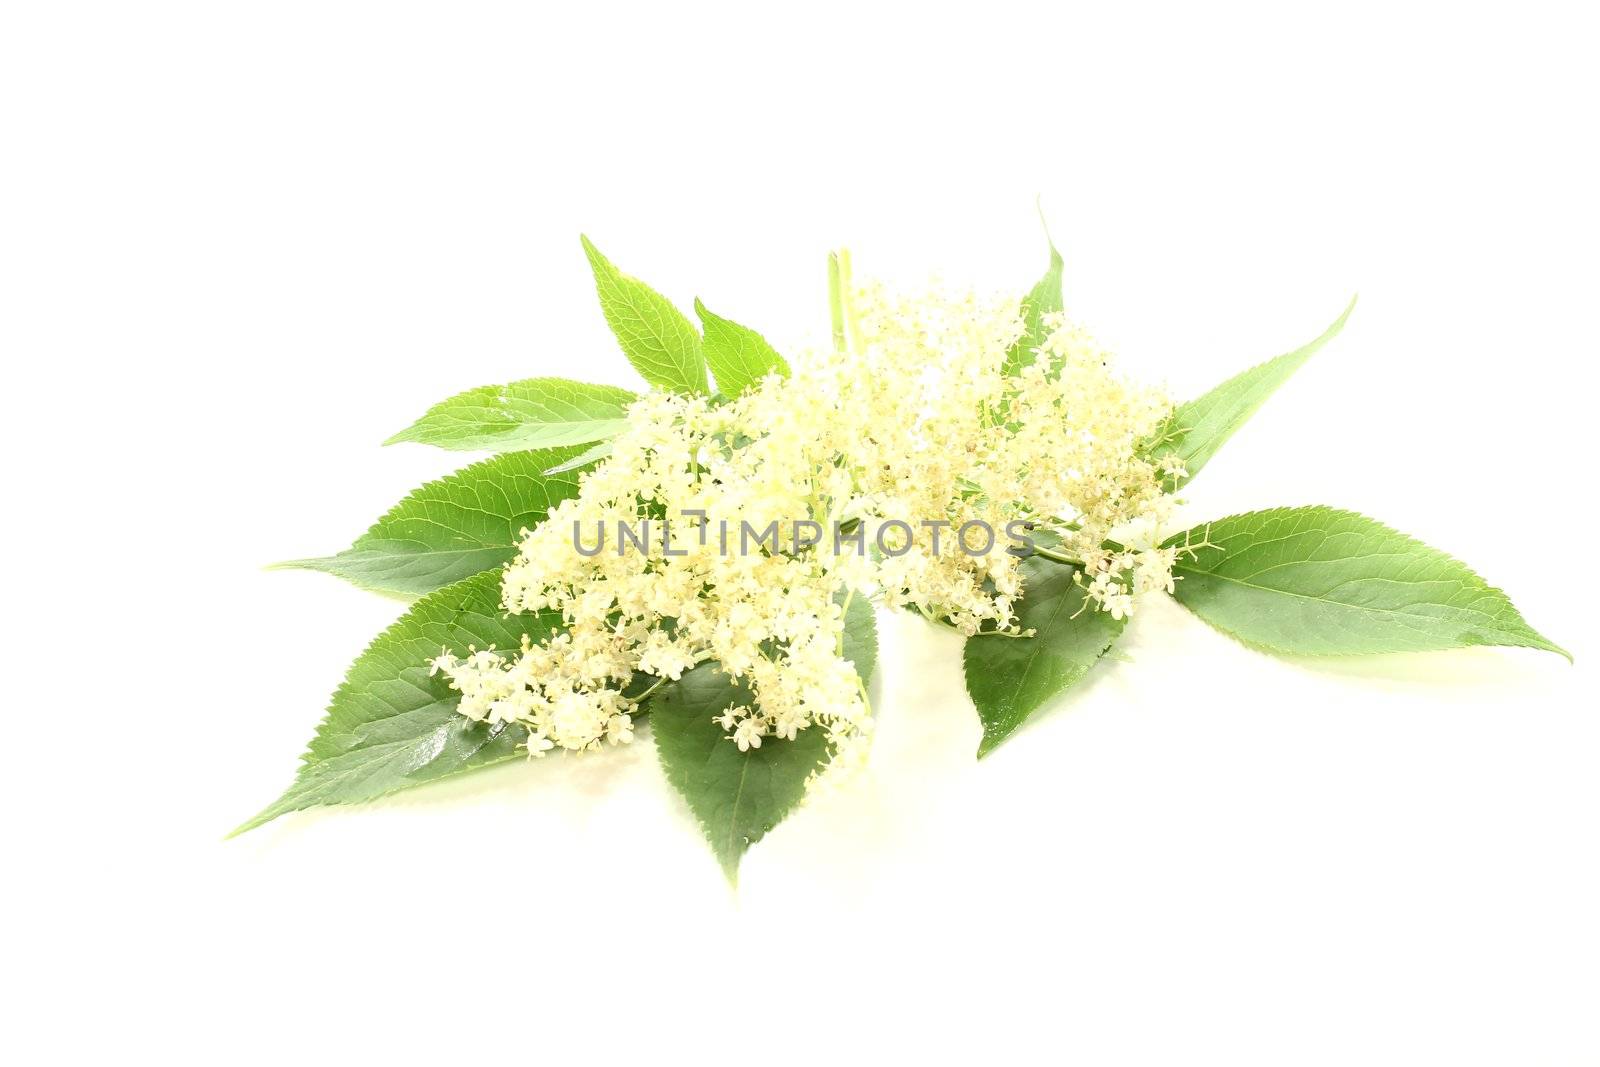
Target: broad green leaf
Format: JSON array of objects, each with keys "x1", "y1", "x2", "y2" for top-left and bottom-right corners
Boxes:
[
  {"x1": 694, "y1": 298, "x2": 789, "y2": 397},
  {"x1": 963, "y1": 555, "x2": 1126, "y2": 756},
  {"x1": 1154, "y1": 298, "x2": 1355, "y2": 485},
  {"x1": 1168, "y1": 506, "x2": 1569, "y2": 659},
  {"x1": 644, "y1": 591, "x2": 871, "y2": 879},
  {"x1": 233, "y1": 571, "x2": 562, "y2": 835},
  {"x1": 1001, "y1": 232, "x2": 1064, "y2": 377},
  {"x1": 840, "y1": 591, "x2": 878, "y2": 684},
  {"x1": 652, "y1": 664, "x2": 828, "y2": 881},
  {"x1": 384, "y1": 377, "x2": 636, "y2": 452},
  {"x1": 273, "y1": 446, "x2": 586, "y2": 599},
  {"x1": 580, "y1": 235, "x2": 708, "y2": 395},
  {"x1": 543, "y1": 439, "x2": 613, "y2": 475}
]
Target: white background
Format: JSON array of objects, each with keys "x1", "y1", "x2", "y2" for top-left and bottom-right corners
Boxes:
[{"x1": 3, "y1": 2, "x2": 1596, "y2": 1063}]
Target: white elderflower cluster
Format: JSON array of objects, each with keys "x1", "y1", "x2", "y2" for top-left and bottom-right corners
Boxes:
[
  {"x1": 997, "y1": 310, "x2": 1181, "y2": 618},
  {"x1": 431, "y1": 279, "x2": 1177, "y2": 771}
]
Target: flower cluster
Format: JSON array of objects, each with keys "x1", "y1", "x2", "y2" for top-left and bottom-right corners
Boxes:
[{"x1": 431, "y1": 280, "x2": 1177, "y2": 773}]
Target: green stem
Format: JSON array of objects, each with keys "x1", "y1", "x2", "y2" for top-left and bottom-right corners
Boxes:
[
  {"x1": 840, "y1": 249, "x2": 859, "y2": 351},
  {"x1": 625, "y1": 676, "x2": 671, "y2": 703},
  {"x1": 828, "y1": 248, "x2": 857, "y2": 354},
  {"x1": 624, "y1": 651, "x2": 714, "y2": 704},
  {"x1": 1035, "y1": 520, "x2": 1126, "y2": 556},
  {"x1": 838, "y1": 247, "x2": 851, "y2": 351},
  {"x1": 1032, "y1": 544, "x2": 1087, "y2": 568}
]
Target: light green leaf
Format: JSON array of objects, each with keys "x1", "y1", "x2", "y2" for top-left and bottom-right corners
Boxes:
[
  {"x1": 580, "y1": 235, "x2": 708, "y2": 395},
  {"x1": 1001, "y1": 230, "x2": 1064, "y2": 377},
  {"x1": 273, "y1": 446, "x2": 585, "y2": 599},
  {"x1": 1154, "y1": 298, "x2": 1355, "y2": 485},
  {"x1": 1168, "y1": 506, "x2": 1569, "y2": 659},
  {"x1": 694, "y1": 298, "x2": 789, "y2": 398},
  {"x1": 233, "y1": 571, "x2": 562, "y2": 836},
  {"x1": 963, "y1": 555, "x2": 1126, "y2": 756},
  {"x1": 840, "y1": 591, "x2": 878, "y2": 685},
  {"x1": 652, "y1": 663, "x2": 829, "y2": 881},
  {"x1": 542, "y1": 439, "x2": 613, "y2": 475},
  {"x1": 384, "y1": 377, "x2": 636, "y2": 452}
]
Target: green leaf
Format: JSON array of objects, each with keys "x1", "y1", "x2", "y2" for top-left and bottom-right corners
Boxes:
[
  {"x1": 652, "y1": 663, "x2": 829, "y2": 881},
  {"x1": 580, "y1": 235, "x2": 708, "y2": 395},
  {"x1": 384, "y1": 377, "x2": 636, "y2": 452},
  {"x1": 542, "y1": 439, "x2": 612, "y2": 475},
  {"x1": 963, "y1": 555, "x2": 1126, "y2": 756},
  {"x1": 840, "y1": 591, "x2": 878, "y2": 685},
  {"x1": 1168, "y1": 506, "x2": 1569, "y2": 660},
  {"x1": 233, "y1": 571, "x2": 562, "y2": 836},
  {"x1": 1001, "y1": 230, "x2": 1064, "y2": 377},
  {"x1": 1154, "y1": 298, "x2": 1356, "y2": 485},
  {"x1": 694, "y1": 298, "x2": 789, "y2": 398},
  {"x1": 274, "y1": 446, "x2": 586, "y2": 599}
]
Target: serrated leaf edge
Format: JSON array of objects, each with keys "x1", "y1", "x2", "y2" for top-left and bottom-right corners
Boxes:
[{"x1": 1167, "y1": 505, "x2": 1571, "y2": 662}]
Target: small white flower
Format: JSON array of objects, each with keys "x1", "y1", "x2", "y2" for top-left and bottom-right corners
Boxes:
[
  {"x1": 731, "y1": 718, "x2": 765, "y2": 752},
  {"x1": 606, "y1": 713, "x2": 634, "y2": 745}
]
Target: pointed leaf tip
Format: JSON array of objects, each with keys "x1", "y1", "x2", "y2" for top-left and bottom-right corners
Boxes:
[
  {"x1": 265, "y1": 557, "x2": 328, "y2": 573},
  {"x1": 652, "y1": 664, "x2": 827, "y2": 878},
  {"x1": 1153, "y1": 298, "x2": 1356, "y2": 485},
  {"x1": 963, "y1": 556, "x2": 1125, "y2": 755},
  {"x1": 236, "y1": 572, "x2": 560, "y2": 833},
  {"x1": 1168, "y1": 506, "x2": 1569, "y2": 660},
  {"x1": 580, "y1": 236, "x2": 708, "y2": 395},
  {"x1": 694, "y1": 298, "x2": 790, "y2": 397}
]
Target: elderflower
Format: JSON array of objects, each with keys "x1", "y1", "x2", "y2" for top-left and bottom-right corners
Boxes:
[{"x1": 430, "y1": 276, "x2": 1178, "y2": 782}]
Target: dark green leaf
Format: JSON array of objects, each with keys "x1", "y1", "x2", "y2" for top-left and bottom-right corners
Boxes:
[
  {"x1": 233, "y1": 571, "x2": 561, "y2": 835},
  {"x1": 274, "y1": 446, "x2": 585, "y2": 598},
  {"x1": 963, "y1": 555, "x2": 1126, "y2": 756},
  {"x1": 1153, "y1": 298, "x2": 1355, "y2": 485},
  {"x1": 1168, "y1": 506, "x2": 1569, "y2": 659},
  {"x1": 652, "y1": 664, "x2": 829, "y2": 881}
]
